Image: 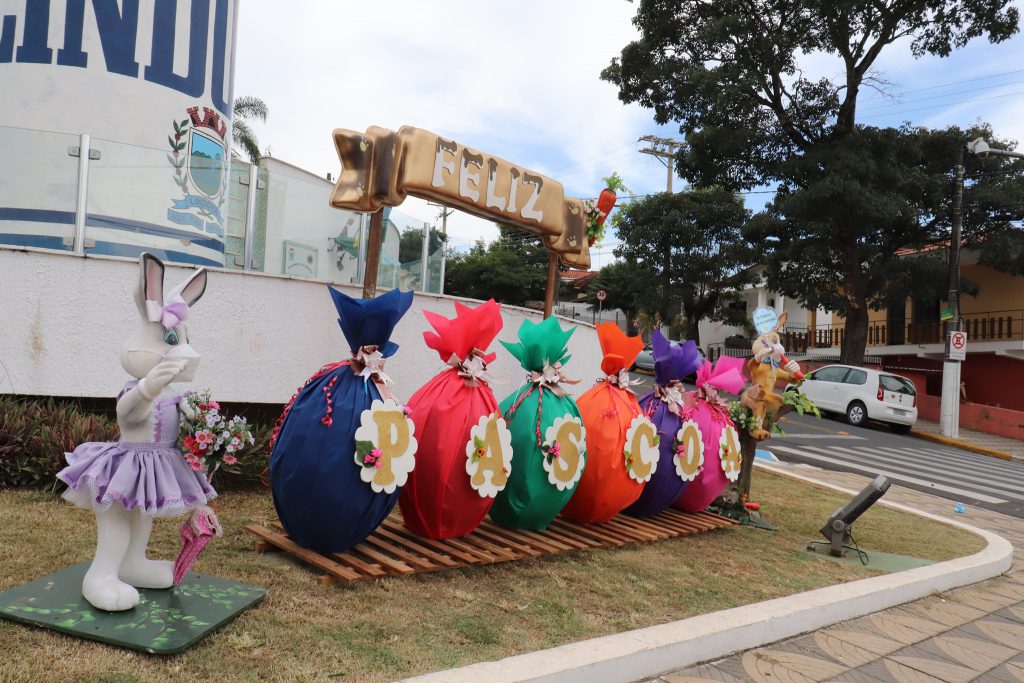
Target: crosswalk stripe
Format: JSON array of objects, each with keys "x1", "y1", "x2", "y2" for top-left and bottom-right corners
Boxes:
[
  {"x1": 784, "y1": 436, "x2": 1024, "y2": 481},
  {"x1": 868, "y1": 444, "x2": 1024, "y2": 483},
  {"x1": 886, "y1": 443, "x2": 1024, "y2": 472},
  {"x1": 769, "y1": 444, "x2": 1008, "y2": 504},
  {"x1": 836, "y1": 446, "x2": 1024, "y2": 497}
]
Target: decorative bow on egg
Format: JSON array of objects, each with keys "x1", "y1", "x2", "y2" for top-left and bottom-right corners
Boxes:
[
  {"x1": 448, "y1": 348, "x2": 493, "y2": 387},
  {"x1": 527, "y1": 361, "x2": 579, "y2": 398},
  {"x1": 695, "y1": 356, "x2": 748, "y2": 421},
  {"x1": 350, "y1": 345, "x2": 396, "y2": 400},
  {"x1": 598, "y1": 368, "x2": 644, "y2": 393},
  {"x1": 146, "y1": 293, "x2": 189, "y2": 331},
  {"x1": 655, "y1": 380, "x2": 687, "y2": 416}
]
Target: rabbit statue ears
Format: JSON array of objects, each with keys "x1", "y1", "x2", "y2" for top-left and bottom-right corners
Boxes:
[{"x1": 132, "y1": 253, "x2": 208, "y2": 329}]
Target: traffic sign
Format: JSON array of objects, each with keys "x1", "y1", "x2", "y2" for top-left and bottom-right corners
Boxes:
[
  {"x1": 596, "y1": 289, "x2": 607, "y2": 302},
  {"x1": 948, "y1": 330, "x2": 967, "y2": 361}
]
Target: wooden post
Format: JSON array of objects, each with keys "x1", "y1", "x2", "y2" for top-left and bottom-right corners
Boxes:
[
  {"x1": 543, "y1": 252, "x2": 558, "y2": 318},
  {"x1": 362, "y1": 210, "x2": 384, "y2": 299}
]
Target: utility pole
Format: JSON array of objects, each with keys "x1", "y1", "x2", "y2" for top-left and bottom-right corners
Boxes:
[
  {"x1": 638, "y1": 135, "x2": 683, "y2": 193},
  {"x1": 428, "y1": 201, "x2": 453, "y2": 294},
  {"x1": 940, "y1": 137, "x2": 1024, "y2": 436},
  {"x1": 940, "y1": 144, "x2": 964, "y2": 438}
]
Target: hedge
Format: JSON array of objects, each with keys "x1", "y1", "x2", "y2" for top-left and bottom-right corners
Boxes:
[{"x1": 0, "y1": 396, "x2": 273, "y2": 491}]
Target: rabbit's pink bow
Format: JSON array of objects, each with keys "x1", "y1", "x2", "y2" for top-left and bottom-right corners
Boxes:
[{"x1": 146, "y1": 293, "x2": 189, "y2": 330}]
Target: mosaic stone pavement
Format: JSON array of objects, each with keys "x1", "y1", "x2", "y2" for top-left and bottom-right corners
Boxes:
[{"x1": 653, "y1": 465, "x2": 1024, "y2": 683}]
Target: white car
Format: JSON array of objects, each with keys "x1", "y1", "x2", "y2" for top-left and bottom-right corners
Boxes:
[{"x1": 791, "y1": 364, "x2": 918, "y2": 433}]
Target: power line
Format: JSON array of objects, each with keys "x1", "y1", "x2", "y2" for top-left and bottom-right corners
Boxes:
[
  {"x1": 859, "y1": 88, "x2": 1024, "y2": 122},
  {"x1": 858, "y1": 67, "x2": 1024, "y2": 103},
  {"x1": 638, "y1": 135, "x2": 684, "y2": 192},
  {"x1": 858, "y1": 79, "x2": 1024, "y2": 115},
  {"x1": 548, "y1": 142, "x2": 640, "y2": 175}
]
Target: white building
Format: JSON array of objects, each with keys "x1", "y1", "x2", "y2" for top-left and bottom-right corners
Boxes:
[{"x1": 0, "y1": 2, "x2": 600, "y2": 404}]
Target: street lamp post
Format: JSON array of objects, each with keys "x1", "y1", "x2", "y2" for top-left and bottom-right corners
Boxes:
[{"x1": 939, "y1": 138, "x2": 1024, "y2": 438}]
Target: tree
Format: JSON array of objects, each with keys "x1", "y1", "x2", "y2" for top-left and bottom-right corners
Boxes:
[
  {"x1": 232, "y1": 96, "x2": 269, "y2": 163},
  {"x1": 398, "y1": 226, "x2": 447, "y2": 264},
  {"x1": 613, "y1": 189, "x2": 758, "y2": 345},
  {"x1": 585, "y1": 260, "x2": 659, "y2": 330},
  {"x1": 602, "y1": 0, "x2": 1019, "y2": 363},
  {"x1": 443, "y1": 226, "x2": 548, "y2": 306},
  {"x1": 746, "y1": 124, "x2": 1024, "y2": 349}
]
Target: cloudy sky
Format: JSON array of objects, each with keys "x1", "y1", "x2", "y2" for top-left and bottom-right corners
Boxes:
[{"x1": 234, "y1": 1, "x2": 1024, "y2": 269}]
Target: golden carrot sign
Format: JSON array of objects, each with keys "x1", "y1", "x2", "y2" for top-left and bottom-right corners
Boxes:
[{"x1": 329, "y1": 125, "x2": 591, "y2": 269}]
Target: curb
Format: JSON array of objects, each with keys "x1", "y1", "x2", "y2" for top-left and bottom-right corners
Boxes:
[
  {"x1": 400, "y1": 465, "x2": 1012, "y2": 683},
  {"x1": 910, "y1": 429, "x2": 1019, "y2": 462}
]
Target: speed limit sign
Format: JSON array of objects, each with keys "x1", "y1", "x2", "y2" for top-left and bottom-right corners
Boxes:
[{"x1": 596, "y1": 289, "x2": 607, "y2": 302}]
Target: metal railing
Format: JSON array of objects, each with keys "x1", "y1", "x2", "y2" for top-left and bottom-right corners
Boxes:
[{"x1": 782, "y1": 309, "x2": 1024, "y2": 348}]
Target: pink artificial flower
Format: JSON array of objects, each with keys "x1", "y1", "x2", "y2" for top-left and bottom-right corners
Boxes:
[
  {"x1": 402, "y1": 405, "x2": 412, "y2": 416},
  {"x1": 209, "y1": 401, "x2": 220, "y2": 410},
  {"x1": 222, "y1": 455, "x2": 238, "y2": 466},
  {"x1": 374, "y1": 459, "x2": 382, "y2": 469},
  {"x1": 549, "y1": 442, "x2": 561, "y2": 458},
  {"x1": 370, "y1": 448, "x2": 382, "y2": 459},
  {"x1": 196, "y1": 430, "x2": 214, "y2": 446}
]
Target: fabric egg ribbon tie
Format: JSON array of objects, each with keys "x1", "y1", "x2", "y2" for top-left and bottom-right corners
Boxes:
[
  {"x1": 350, "y1": 345, "x2": 396, "y2": 400},
  {"x1": 146, "y1": 293, "x2": 189, "y2": 330},
  {"x1": 597, "y1": 368, "x2": 644, "y2": 393},
  {"x1": 447, "y1": 348, "x2": 493, "y2": 388},
  {"x1": 653, "y1": 380, "x2": 687, "y2": 417},
  {"x1": 527, "y1": 361, "x2": 579, "y2": 399},
  {"x1": 506, "y1": 362, "x2": 580, "y2": 446}
]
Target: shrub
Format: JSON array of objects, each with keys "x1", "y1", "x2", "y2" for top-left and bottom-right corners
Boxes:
[{"x1": 0, "y1": 397, "x2": 273, "y2": 491}]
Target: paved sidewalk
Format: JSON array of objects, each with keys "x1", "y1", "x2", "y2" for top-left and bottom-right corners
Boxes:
[
  {"x1": 913, "y1": 418, "x2": 1024, "y2": 462},
  {"x1": 653, "y1": 464, "x2": 1024, "y2": 683}
]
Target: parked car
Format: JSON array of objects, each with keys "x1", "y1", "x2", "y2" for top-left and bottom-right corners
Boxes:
[
  {"x1": 789, "y1": 364, "x2": 918, "y2": 433},
  {"x1": 632, "y1": 341, "x2": 706, "y2": 384}
]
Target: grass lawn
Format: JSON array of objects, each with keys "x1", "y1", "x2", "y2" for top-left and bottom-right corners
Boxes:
[{"x1": 0, "y1": 470, "x2": 984, "y2": 683}]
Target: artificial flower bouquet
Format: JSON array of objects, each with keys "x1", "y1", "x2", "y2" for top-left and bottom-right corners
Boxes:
[{"x1": 178, "y1": 390, "x2": 255, "y2": 481}]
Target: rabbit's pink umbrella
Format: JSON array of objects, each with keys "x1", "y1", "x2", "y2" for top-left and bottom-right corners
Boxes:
[{"x1": 173, "y1": 505, "x2": 222, "y2": 585}]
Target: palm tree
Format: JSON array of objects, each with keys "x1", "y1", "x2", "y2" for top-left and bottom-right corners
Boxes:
[{"x1": 232, "y1": 96, "x2": 268, "y2": 163}]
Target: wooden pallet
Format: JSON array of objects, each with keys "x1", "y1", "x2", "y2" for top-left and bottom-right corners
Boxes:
[{"x1": 246, "y1": 509, "x2": 737, "y2": 585}]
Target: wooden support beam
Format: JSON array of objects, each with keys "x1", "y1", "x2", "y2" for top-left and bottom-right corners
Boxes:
[
  {"x1": 544, "y1": 252, "x2": 559, "y2": 318},
  {"x1": 362, "y1": 209, "x2": 384, "y2": 299}
]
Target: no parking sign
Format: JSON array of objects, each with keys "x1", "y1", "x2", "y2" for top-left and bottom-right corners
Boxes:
[{"x1": 948, "y1": 330, "x2": 968, "y2": 361}]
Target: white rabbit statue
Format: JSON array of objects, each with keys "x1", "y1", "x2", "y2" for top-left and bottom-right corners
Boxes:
[{"x1": 57, "y1": 253, "x2": 216, "y2": 612}]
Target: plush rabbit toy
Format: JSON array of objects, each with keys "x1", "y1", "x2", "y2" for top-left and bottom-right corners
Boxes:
[
  {"x1": 57, "y1": 253, "x2": 216, "y2": 612},
  {"x1": 751, "y1": 311, "x2": 803, "y2": 379}
]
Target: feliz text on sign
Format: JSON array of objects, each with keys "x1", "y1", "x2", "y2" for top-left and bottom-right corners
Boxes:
[{"x1": 329, "y1": 126, "x2": 591, "y2": 268}]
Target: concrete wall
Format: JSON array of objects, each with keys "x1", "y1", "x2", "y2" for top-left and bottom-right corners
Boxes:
[{"x1": 0, "y1": 247, "x2": 601, "y2": 405}]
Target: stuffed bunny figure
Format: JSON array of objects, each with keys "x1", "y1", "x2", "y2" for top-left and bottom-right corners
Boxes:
[
  {"x1": 57, "y1": 253, "x2": 216, "y2": 611},
  {"x1": 751, "y1": 311, "x2": 801, "y2": 375}
]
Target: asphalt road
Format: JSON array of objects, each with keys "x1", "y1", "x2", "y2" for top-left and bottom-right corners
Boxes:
[{"x1": 629, "y1": 369, "x2": 1024, "y2": 519}]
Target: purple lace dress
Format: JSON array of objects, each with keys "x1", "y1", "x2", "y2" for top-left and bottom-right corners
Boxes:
[{"x1": 58, "y1": 381, "x2": 217, "y2": 517}]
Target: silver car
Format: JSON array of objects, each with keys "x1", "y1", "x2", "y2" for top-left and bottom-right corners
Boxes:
[{"x1": 631, "y1": 341, "x2": 705, "y2": 383}]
